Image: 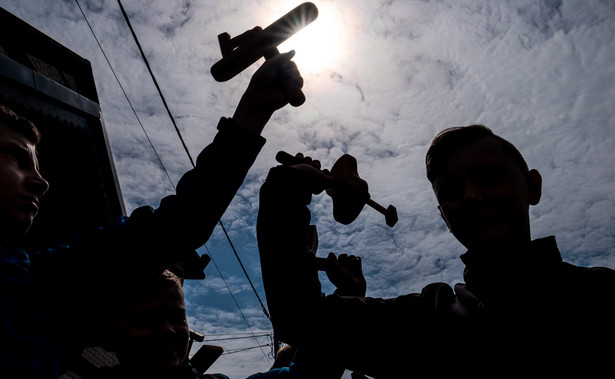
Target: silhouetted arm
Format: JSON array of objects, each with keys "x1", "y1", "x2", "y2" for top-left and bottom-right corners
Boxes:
[
  {"x1": 257, "y1": 165, "x2": 323, "y2": 346},
  {"x1": 112, "y1": 50, "x2": 305, "y2": 276},
  {"x1": 256, "y1": 165, "x2": 459, "y2": 377}
]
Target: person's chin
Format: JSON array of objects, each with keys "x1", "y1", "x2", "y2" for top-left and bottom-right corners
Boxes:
[
  {"x1": 150, "y1": 350, "x2": 183, "y2": 367},
  {"x1": 465, "y1": 228, "x2": 512, "y2": 251},
  {"x1": 4, "y1": 214, "x2": 35, "y2": 236}
]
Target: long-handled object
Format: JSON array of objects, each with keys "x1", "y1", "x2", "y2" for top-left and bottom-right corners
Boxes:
[
  {"x1": 276, "y1": 151, "x2": 398, "y2": 227},
  {"x1": 211, "y1": 3, "x2": 318, "y2": 82}
]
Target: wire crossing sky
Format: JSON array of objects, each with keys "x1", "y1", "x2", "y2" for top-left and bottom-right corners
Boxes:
[
  {"x1": 76, "y1": 1, "x2": 269, "y2": 354},
  {"x1": 1, "y1": 1, "x2": 614, "y2": 377}
]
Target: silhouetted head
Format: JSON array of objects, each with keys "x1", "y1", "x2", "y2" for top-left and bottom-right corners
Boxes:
[
  {"x1": 426, "y1": 125, "x2": 542, "y2": 252},
  {"x1": 102, "y1": 267, "x2": 190, "y2": 368},
  {"x1": 0, "y1": 104, "x2": 49, "y2": 241},
  {"x1": 0, "y1": 104, "x2": 41, "y2": 144}
]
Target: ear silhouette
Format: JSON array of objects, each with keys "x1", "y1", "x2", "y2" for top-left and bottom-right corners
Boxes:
[{"x1": 527, "y1": 169, "x2": 542, "y2": 206}]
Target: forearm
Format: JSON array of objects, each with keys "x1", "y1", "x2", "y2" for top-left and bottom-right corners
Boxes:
[
  {"x1": 231, "y1": 93, "x2": 272, "y2": 136},
  {"x1": 256, "y1": 166, "x2": 376, "y2": 350},
  {"x1": 177, "y1": 117, "x2": 264, "y2": 237},
  {"x1": 256, "y1": 167, "x2": 455, "y2": 374},
  {"x1": 122, "y1": 117, "x2": 265, "y2": 271},
  {"x1": 256, "y1": 166, "x2": 323, "y2": 345}
]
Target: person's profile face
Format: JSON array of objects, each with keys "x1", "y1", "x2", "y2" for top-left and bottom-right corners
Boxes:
[
  {"x1": 433, "y1": 136, "x2": 535, "y2": 251},
  {"x1": 0, "y1": 123, "x2": 49, "y2": 238},
  {"x1": 113, "y1": 283, "x2": 190, "y2": 367}
]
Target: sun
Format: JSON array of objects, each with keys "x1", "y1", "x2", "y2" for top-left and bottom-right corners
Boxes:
[{"x1": 273, "y1": 1, "x2": 346, "y2": 75}]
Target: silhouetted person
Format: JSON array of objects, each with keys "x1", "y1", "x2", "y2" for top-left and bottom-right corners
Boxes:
[
  {"x1": 0, "y1": 50, "x2": 304, "y2": 378},
  {"x1": 93, "y1": 267, "x2": 227, "y2": 378},
  {"x1": 246, "y1": 252, "x2": 365, "y2": 379},
  {"x1": 256, "y1": 126, "x2": 615, "y2": 377}
]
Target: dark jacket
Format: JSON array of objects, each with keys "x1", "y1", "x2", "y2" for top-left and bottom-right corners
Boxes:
[
  {"x1": 89, "y1": 364, "x2": 229, "y2": 379},
  {"x1": 257, "y1": 165, "x2": 615, "y2": 378},
  {"x1": 1, "y1": 118, "x2": 265, "y2": 378}
]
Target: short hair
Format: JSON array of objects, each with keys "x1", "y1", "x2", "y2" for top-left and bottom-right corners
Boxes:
[
  {"x1": 142, "y1": 266, "x2": 184, "y2": 301},
  {"x1": 111, "y1": 266, "x2": 185, "y2": 316},
  {"x1": 426, "y1": 124, "x2": 529, "y2": 183},
  {"x1": 0, "y1": 104, "x2": 41, "y2": 144}
]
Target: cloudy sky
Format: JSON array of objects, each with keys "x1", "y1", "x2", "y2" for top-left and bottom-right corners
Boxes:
[{"x1": 2, "y1": 0, "x2": 615, "y2": 377}]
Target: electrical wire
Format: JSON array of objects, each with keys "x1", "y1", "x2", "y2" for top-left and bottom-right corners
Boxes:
[
  {"x1": 116, "y1": 0, "x2": 195, "y2": 168},
  {"x1": 218, "y1": 221, "x2": 271, "y2": 321},
  {"x1": 206, "y1": 245, "x2": 272, "y2": 364},
  {"x1": 75, "y1": 0, "x2": 273, "y2": 365},
  {"x1": 222, "y1": 344, "x2": 273, "y2": 356},
  {"x1": 207, "y1": 332, "x2": 271, "y2": 337},
  {"x1": 114, "y1": 0, "x2": 270, "y2": 323},
  {"x1": 73, "y1": 0, "x2": 175, "y2": 190},
  {"x1": 205, "y1": 333, "x2": 272, "y2": 342}
]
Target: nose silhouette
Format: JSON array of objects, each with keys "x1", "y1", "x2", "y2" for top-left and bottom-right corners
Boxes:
[
  {"x1": 462, "y1": 179, "x2": 485, "y2": 204},
  {"x1": 25, "y1": 167, "x2": 49, "y2": 199},
  {"x1": 158, "y1": 317, "x2": 178, "y2": 336}
]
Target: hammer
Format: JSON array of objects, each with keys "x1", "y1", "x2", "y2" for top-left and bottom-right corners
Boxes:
[{"x1": 275, "y1": 151, "x2": 398, "y2": 227}]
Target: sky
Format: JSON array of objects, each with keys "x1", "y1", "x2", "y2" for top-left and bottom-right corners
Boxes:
[{"x1": 1, "y1": 0, "x2": 615, "y2": 377}]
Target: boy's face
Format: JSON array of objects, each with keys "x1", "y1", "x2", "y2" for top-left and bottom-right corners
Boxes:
[
  {"x1": 112, "y1": 283, "x2": 191, "y2": 367},
  {"x1": 432, "y1": 136, "x2": 541, "y2": 252},
  {"x1": 0, "y1": 123, "x2": 49, "y2": 239}
]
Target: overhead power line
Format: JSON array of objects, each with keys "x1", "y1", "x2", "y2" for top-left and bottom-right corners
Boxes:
[
  {"x1": 206, "y1": 246, "x2": 271, "y2": 364},
  {"x1": 73, "y1": 0, "x2": 175, "y2": 189},
  {"x1": 222, "y1": 344, "x2": 273, "y2": 356},
  {"x1": 113, "y1": 0, "x2": 270, "y2": 322},
  {"x1": 218, "y1": 220, "x2": 271, "y2": 321},
  {"x1": 207, "y1": 332, "x2": 272, "y2": 337},
  {"x1": 205, "y1": 333, "x2": 272, "y2": 342},
  {"x1": 77, "y1": 0, "x2": 274, "y2": 364},
  {"x1": 116, "y1": 0, "x2": 195, "y2": 168}
]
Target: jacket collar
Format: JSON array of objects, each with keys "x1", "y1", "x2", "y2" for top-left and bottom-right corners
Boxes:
[
  {"x1": 0, "y1": 243, "x2": 31, "y2": 282},
  {"x1": 459, "y1": 236, "x2": 562, "y2": 300}
]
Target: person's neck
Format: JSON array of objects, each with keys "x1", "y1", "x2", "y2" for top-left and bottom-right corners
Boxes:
[
  {"x1": 0, "y1": 235, "x2": 11, "y2": 250},
  {"x1": 0, "y1": 236, "x2": 20, "y2": 251},
  {"x1": 0, "y1": 223, "x2": 26, "y2": 248},
  {"x1": 468, "y1": 238, "x2": 533, "y2": 263}
]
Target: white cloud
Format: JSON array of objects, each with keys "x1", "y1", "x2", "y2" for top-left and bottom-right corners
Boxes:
[{"x1": 2, "y1": 0, "x2": 614, "y2": 376}]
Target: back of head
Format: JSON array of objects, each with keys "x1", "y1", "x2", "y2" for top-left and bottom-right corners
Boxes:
[
  {"x1": 0, "y1": 104, "x2": 40, "y2": 145},
  {"x1": 426, "y1": 124, "x2": 529, "y2": 183}
]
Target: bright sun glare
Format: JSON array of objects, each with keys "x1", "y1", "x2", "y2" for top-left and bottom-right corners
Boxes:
[{"x1": 275, "y1": 2, "x2": 345, "y2": 75}]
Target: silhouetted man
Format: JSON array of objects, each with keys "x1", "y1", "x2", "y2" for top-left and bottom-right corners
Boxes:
[
  {"x1": 257, "y1": 125, "x2": 615, "y2": 377},
  {"x1": 0, "y1": 51, "x2": 304, "y2": 378},
  {"x1": 94, "y1": 267, "x2": 228, "y2": 378}
]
